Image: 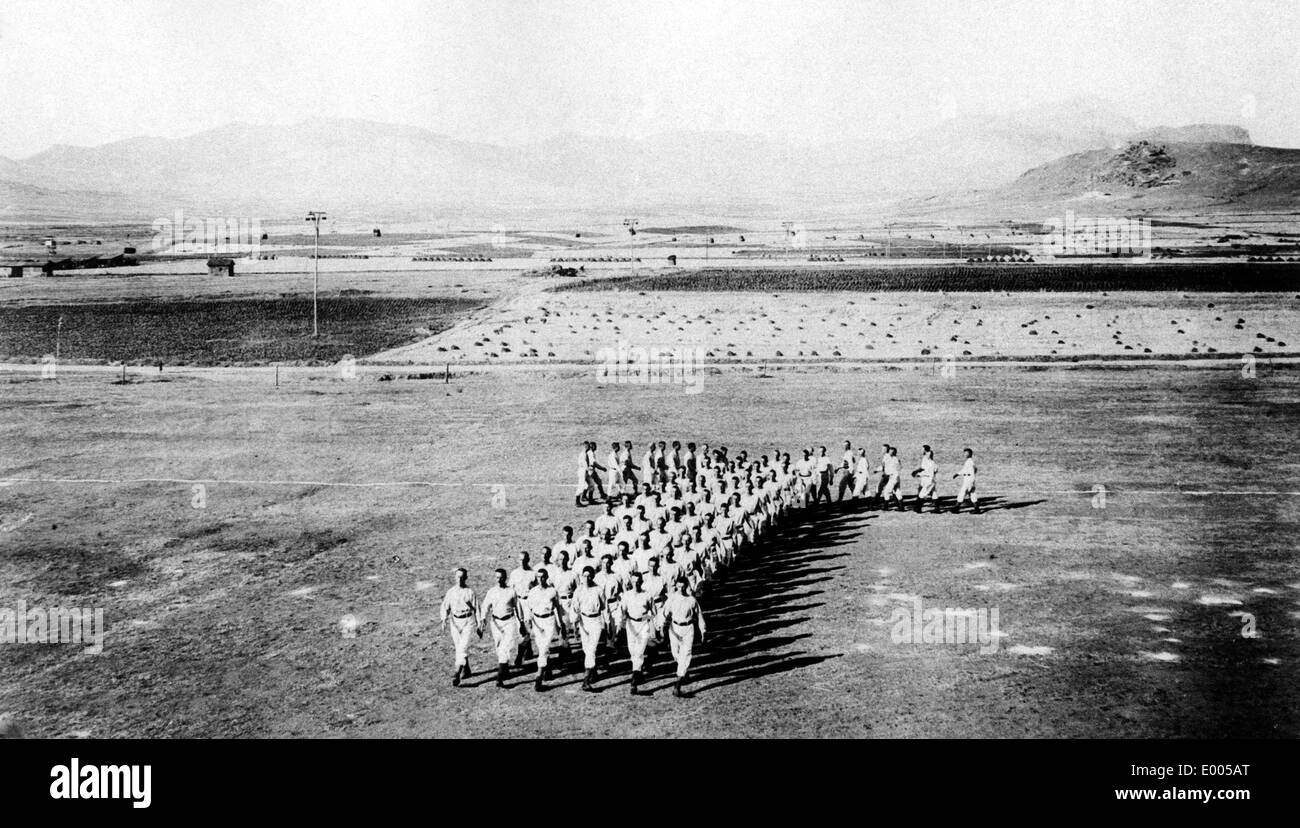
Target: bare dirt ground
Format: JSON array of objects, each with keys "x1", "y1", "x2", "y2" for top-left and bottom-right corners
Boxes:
[{"x1": 2, "y1": 365, "x2": 1297, "y2": 738}]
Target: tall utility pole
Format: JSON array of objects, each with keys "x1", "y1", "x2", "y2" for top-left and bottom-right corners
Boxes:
[
  {"x1": 781, "y1": 221, "x2": 794, "y2": 255},
  {"x1": 305, "y1": 211, "x2": 327, "y2": 337},
  {"x1": 623, "y1": 218, "x2": 639, "y2": 275}
]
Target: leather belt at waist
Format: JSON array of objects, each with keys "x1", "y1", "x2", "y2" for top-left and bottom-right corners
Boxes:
[
  {"x1": 452, "y1": 612, "x2": 474, "y2": 618},
  {"x1": 625, "y1": 614, "x2": 646, "y2": 622},
  {"x1": 492, "y1": 614, "x2": 515, "y2": 622},
  {"x1": 581, "y1": 612, "x2": 602, "y2": 618},
  {"x1": 532, "y1": 611, "x2": 553, "y2": 618},
  {"x1": 672, "y1": 619, "x2": 694, "y2": 626}
]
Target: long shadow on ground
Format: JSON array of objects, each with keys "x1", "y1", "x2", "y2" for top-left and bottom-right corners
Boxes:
[{"x1": 470, "y1": 495, "x2": 1046, "y2": 693}]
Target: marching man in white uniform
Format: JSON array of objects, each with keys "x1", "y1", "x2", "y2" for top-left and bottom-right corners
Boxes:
[
  {"x1": 660, "y1": 577, "x2": 706, "y2": 698},
  {"x1": 838, "y1": 440, "x2": 856, "y2": 499},
  {"x1": 576, "y1": 440, "x2": 607, "y2": 507},
  {"x1": 439, "y1": 568, "x2": 482, "y2": 687},
  {"x1": 606, "y1": 442, "x2": 625, "y2": 498},
  {"x1": 595, "y1": 502, "x2": 621, "y2": 538},
  {"x1": 525, "y1": 568, "x2": 569, "y2": 692},
  {"x1": 575, "y1": 442, "x2": 591, "y2": 507},
  {"x1": 569, "y1": 567, "x2": 610, "y2": 692},
  {"x1": 877, "y1": 446, "x2": 903, "y2": 510},
  {"x1": 642, "y1": 443, "x2": 661, "y2": 489},
  {"x1": 508, "y1": 551, "x2": 537, "y2": 665},
  {"x1": 795, "y1": 450, "x2": 815, "y2": 505},
  {"x1": 642, "y1": 556, "x2": 670, "y2": 619},
  {"x1": 953, "y1": 447, "x2": 981, "y2": 514},
  {"x1": 813, "y1": 446, "x2": 834, "y2": 505},
  {"x1": 551, "y1": 551, "x2": 580, "y2": 665},
  {"x1": 612, "y1": 542, "x2": 639, "y2": 588},
  {"x1": 911, "y1": 444, "x2": 938, "y2": 513},
  {"x1": 620, "y1": 571, "x2": 657, "y2": 695},
  {"x1": 479, "y1": 568, "x2": 524, "y2": 686},
  {"x1": 872, "y1": 443, "x2": 892, "y2": 504},
  {"x1": 620, "y1": 440, "x2": 640, "y2": 492},
  {"x1": 593, "y1": 555, "x2": 624, "y2": 621},
  {"x1": 852, "y1": 447, "x2": 872, "y2": 499}
]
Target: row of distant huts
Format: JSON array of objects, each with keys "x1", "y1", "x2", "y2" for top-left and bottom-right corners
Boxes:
[
  {"x1": 3, "y1": 254, "x2": 246, "y2": 277},
  {"x1": 7, "y1": 253, "x2": 139, "y2": 277}
]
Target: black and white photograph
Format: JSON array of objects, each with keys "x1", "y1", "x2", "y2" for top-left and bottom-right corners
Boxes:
[{"x1": 0, "y1": 0, "x2": 1295, "y2": 803}]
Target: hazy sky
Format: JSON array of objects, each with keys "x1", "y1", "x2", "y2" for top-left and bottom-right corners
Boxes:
[{"x1": 1, "y1": 0, "x2": 1298, "y2": 158}]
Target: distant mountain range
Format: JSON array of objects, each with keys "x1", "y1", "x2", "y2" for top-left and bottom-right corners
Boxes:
[{"x1": 0, "y1": 99, "x2": 1290, "y2": 221}]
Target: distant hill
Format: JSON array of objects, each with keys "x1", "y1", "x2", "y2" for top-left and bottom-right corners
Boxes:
[
  {"x1": 0, "y1": 120, "x2": 562, "y2": 219},
  {"x1": 0, "y1": 177, "x2": 135, "y2": 221},
  {"x1": 904, "y1": 139, "x2": 1300, "y2": 219},
  {"x1": 1006, "y1": 140, "x2": 1300, "y2": 208},
  {"x1": 0, "y1": 107, "x2": 1282, "y2": 220}
]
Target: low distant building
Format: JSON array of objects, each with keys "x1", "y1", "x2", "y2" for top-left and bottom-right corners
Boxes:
[{"x1": 207, "y1": 257, "x2": 236, "y2": 277}]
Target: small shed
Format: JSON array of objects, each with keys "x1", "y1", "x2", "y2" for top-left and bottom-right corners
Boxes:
[{"x1": 207, "y1": 257, "x2": 236, "y2": 277}]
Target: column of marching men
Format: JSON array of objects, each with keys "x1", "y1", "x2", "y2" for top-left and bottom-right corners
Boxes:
[
  {"x1": 441, "y1": 442, "x2": 817, "y2": 698},
  {"x1": 440, "y1": 439, "x2": 982, "y2": 698}
]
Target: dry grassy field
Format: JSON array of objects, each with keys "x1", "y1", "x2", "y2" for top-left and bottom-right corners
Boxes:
[
  {"x1": 377, "y1": 279, "x2": 1300, "y2": 365},
  {"x1": 2, "y1": 364, "x2": 1297, "y2": 738}
]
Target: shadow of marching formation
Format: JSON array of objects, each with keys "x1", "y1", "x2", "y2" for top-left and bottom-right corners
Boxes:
[
  {"x1": 467, "y1": 499, "x2": 877, "y2": 695},
  {"x1": 466, "y1": 493, "x2": 1044, "y2": 695},
  {"x1": 842, "y1": 494, "x2": 1047, "y2": 513}
]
